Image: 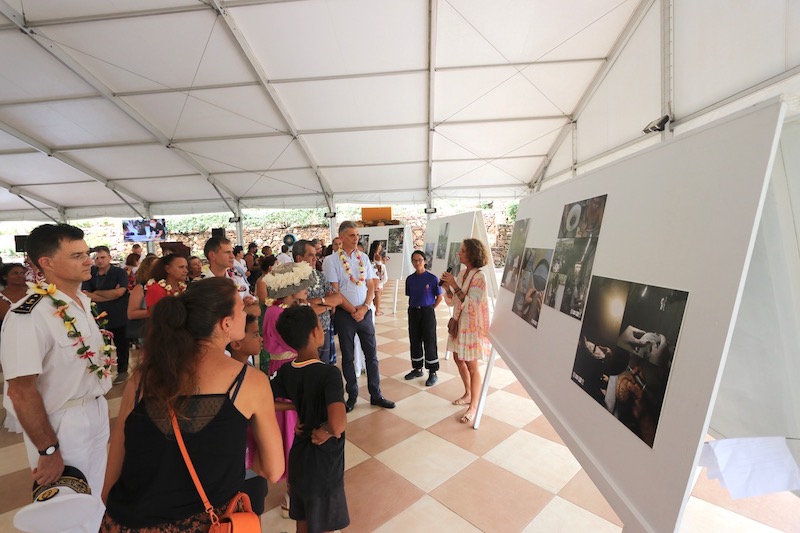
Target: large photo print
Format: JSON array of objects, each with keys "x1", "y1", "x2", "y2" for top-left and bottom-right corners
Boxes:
[
  {"x1": 501, "y1": 218, "x2": 530, "y2": 290},
  {"x1": 511, "y1": 247, "x2": 553, "y2": 328},
  {"x1": 570, "y1": 276, "x2": 688, "y2": 447}
]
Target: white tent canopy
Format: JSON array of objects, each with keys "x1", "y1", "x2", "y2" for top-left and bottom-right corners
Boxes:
[{"x1": 0, "y1": 0, "x2": 798, "y2": 222}]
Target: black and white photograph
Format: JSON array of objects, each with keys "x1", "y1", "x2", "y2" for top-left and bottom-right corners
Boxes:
[
  {"x1": 446, "y1": 242, "x2": 462, "y2": 277},
  {"x1": 511, "y1": 248, "x2": 554, "y2": 328},
  {"x1": 358, "y1": 234, "x2": 370, "y2": 253},
  {"x1": 558, "y1": 194, "x2": 607, "y2": 239},
  {"x1": 424, "y1": 242, "x2": 435, "y2": 270},
  {"x1": 571, "y1": 275, "x2": 688, "y2": 447},
  {"x1": 543, "y1": 237, "x2": 597, "y2": 320},
  {"x1": 387, "y1": 228, "x2": 404, "y2": 253},
  {"x1": 501, "y1": 218, "x2": 530, "y2": 290},
  {"x1": 436, "y1": 222, "x2": 449, "y2": 259}
]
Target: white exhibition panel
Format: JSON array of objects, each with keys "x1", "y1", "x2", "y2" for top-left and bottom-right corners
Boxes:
[
  {"x1": 352, "y1": 225, "x2": 413, "y2": 281},
  {"x1": 424, "y1": 210, "x2": 498, "y2": 299},
  {"x1": 710, "y1": 119, "x2": 800, "y2": 440},
  {"x1": 489, "y1": 102, "x2": 783, "y2": 532}
]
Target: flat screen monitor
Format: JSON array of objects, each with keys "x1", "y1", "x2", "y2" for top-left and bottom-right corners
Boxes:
[{"x1": 122, "y1": 218, "x2": 167, "y2": 242}]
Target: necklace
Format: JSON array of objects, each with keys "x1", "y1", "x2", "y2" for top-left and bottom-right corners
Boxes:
[
  {"x1": 339, "y1": 250, "x2": 365, "y2": 286},
  {"x1": 29, "y1": 282, "x2": 116, "y2": 380},
  {"x1": 146, "y1": 278, "x2": 187, "y2": 295}
]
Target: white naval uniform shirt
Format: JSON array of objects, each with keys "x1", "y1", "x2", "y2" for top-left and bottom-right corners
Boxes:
[
  {"x1": 201, "y1": 265, "x2": 251, "y2": 298},
  {"x1": 0, "y1": 288, "x2": 112, "y2": 417}
]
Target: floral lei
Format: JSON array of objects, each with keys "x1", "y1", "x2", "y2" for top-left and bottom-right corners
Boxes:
[
  {"x1": 29, "y1": 282, "x2": 117, "y2": 380},
  {"x1": 146, "y1": 278, "x2": 187, "y2": 295},
  {"x1": 339, "y1": 250, "x2": 365, "y2": 286}
]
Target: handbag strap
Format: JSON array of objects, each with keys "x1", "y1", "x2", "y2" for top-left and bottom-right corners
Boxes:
[
  {"x1": 168, "y1": 406, "x2": 220, "y2": 525},
  {"x1": 453, "y1": 268, "x2": 478, "y2": 321}
]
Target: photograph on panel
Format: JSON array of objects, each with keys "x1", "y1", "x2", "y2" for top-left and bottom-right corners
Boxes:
[
  {"x1": 501, "y1": 217, "x2": 530, "y2": 290},
  {"x1": 543, "y1": 237, "x2": 597, "y2": 320},
  {"x1": 387, "y1": 228, "x2": 404, "y2": 253},
  {"x1": 373, "y1": 239, "x2": 387, "y2": 259},
  {"x1": 558, "y1": 194, "x2": 607, "y2": 239},
  {"x1": 512, "y1": 247, "x2": 554, "y2": 328},
  {"x1": 446, "y1": 242, "x2": 462, "y2": 277},
  {"x1": 358, "y1": 234, "x2": 370, "y2": 253},
  {"x1": 571, "y1": 276, "x2": 688, "y2": 447},
  {"x1": 424, "y1": 242, "x2": 435, "y2": 270},
  {"x1": 436, "y1": 222, "x2": 450, "y2": 259}
]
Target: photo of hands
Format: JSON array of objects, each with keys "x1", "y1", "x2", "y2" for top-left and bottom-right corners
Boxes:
[{"x1": 571, "y1": 275, "x2": 688, "y2": 447}]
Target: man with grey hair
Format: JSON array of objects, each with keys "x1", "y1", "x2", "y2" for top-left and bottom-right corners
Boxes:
[{"x1": 322, "y1": 221, "x2": 395, "y2": 412}]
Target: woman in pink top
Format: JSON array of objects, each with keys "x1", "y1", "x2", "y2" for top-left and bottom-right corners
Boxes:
[{"x1": 261, "y1": 260, "x2": 316, "y2": 517}]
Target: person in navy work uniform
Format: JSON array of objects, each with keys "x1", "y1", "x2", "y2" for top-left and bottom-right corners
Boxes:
[{"x1": 403, "y1": 250, "x2": 443, "y2": 386}]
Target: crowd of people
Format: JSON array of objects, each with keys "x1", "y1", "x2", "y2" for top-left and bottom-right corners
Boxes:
[{"x1": 0, "y1": 221, "x2": 493, "y2": 532}]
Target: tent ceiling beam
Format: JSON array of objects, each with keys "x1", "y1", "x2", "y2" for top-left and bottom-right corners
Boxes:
[
  {"x1": 528, "y1": 0, "x2": 655, "y2": 189},
  {"x1": 211, "y1": 0, "x2": 335, "y2": 212},
  {"x1": 115, "y1": 81, "x2": 261, "y2": 98},
  {"x1": 426, "y1": 0, "x2": 438, "y2": 210},
  {"x1": 0, "y1": 176, "x2": 63, "y2": 212},
  {"x1": 0, "y1": 93, "x2": 101, "y2": 108},
  {"x1": 269, "y1": 68, "x2": 428, "y2": 85},
  {"x1": 20, "y1": 4, "x2": 209, "y2": 27},
  {"x1": 436, "y1": 57, "x2": 607, "y2": 72},
  {"x1": 0, "y1": 0, "x2": 240, "y2": 215},
  {"x1": 0, "y1": 118, "x2": 150, "y2": 212}
]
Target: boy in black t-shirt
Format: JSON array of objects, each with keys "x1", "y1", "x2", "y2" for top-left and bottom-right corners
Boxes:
[{"x1": 273, "y1": 306, "x2": 349, "y2": 533}]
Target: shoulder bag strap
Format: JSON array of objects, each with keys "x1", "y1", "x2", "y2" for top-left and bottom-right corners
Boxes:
[
  {"x1": 168, "y1": 406, "x2": 220, "y2": 526},
  {"x1": 453, "y1": 269, "x2": 479, "y2": 321}
]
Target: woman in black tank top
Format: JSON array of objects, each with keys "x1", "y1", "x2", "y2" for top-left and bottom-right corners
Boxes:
[{"x1": 100, "y1": 277, "x2": 285, "y2": 531}]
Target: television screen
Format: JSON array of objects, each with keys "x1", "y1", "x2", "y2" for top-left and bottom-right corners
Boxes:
[{"x1": 123, "y1": 218, "x2": 167, "y2": 242}]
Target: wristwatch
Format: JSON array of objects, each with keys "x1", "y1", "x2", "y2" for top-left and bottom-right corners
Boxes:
[{"x1": 38, "y1": 442, "x2": 59, "y2": 456}]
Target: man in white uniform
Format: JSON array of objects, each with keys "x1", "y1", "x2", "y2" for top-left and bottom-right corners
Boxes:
[
  {"x1": 1, "y1": 223, "x2": 112, "y2": 531},
  {"x1": 202, "y1": 235, "x2": 260, "y2": 316}
]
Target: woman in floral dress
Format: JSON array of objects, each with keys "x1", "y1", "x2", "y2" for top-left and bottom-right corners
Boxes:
[{"x1": 440, "y1": 238, "x2": 492, "y2": 425}]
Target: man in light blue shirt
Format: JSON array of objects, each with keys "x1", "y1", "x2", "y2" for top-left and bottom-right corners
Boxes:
[{"x1": 323, "y1": 221, "x2": 395, "y2": 412}]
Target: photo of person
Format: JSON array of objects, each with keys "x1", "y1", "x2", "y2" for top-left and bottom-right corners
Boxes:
[
  {"x1": 446, "y1": 242, "x2": 462, "y2": 276},
  {"x1": 501, "y1": 218, "x2": 530, "y2": 290},
  {"x1": 571, "y1": 275, "x2": 688, "y2": 447},
  {"x1": 543, "y1": 237, "x2": 596, "y2": 320},
  {"x1": 558, "y1": 194, "x2": 607, "y2": 239},
  {"x1": 424, "y1": 242, "x2": 435, "y2": 270},
  {"x1": 357, "y1": 234, "x2": 370, "y2": 253},
  {"x1": 511, "y1": 248, "x2": 553, "y2": 328},
  {"x1": 122, "y1": 218, "x2": 167, "y2": 242},
  {"x1": 387, "y1": 228, "x2": 404, "y2": 253},
  {"x1": 436, "y1": 222, "x2": 449, "y2": 259}
]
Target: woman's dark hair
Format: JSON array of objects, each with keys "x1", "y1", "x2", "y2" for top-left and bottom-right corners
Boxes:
[
  {"x1": 26, "y1": 223, "x2": 84, "y2": 271},
  {"x1": 411, "y1": 250, "x2": 426, "y2": 263},
  {"x1": 258, "y1": 255, "x2": 277, "y2": 272},
  {"x1": 138, "y1": 277, "x2": 239, "y2": 408},
  {"x1": 125, "y1": 253, "x2": 141, "y2": 267},
  {"x1": 276, "y1": 305, "x2": 319, "y2": 350},
  {"x1": 149, "y1": 254, "x2": 186, "y2": 282},
  {"x1": 0, "y1": 263, "x2": 24, "y2": 285},
  {"x1": 135, "y1": 256, "x2": 159, "y2": 285},
  {"x1": 462, "y1": 238, "x2": 489, "y2": 268},
  {"x1": 233, "y1": 245, "x2": 244, "y2": 256},
  {"x1": 368, "y1": 241, "x2": 382, "y2": 261}
]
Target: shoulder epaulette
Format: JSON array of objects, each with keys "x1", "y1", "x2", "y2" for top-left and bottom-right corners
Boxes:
[{"x1": 12, "y1": 293, "x2": 44, "y2": 314}]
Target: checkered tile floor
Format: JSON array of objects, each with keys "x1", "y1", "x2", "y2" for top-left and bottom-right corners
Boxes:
[{"x1": 2, "y1": 279, "x2": 799, "y2": 532}]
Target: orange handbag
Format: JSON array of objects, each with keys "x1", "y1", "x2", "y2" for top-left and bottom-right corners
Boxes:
[{"x1": 169, "y1": 407, "x2": 261, "y2": 532}]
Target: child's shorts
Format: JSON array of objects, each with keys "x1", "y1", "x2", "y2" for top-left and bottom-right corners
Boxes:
[{"x1": 289, "y1": 484, "x2": 349, "y2": 532}]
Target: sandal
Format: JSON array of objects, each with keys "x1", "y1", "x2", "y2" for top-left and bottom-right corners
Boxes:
[
  {"x1": 452, "y1": 396, "x2": 471, "y2": 406},
  {"x1": 460, "y1": 412, "x2": 475, "y2": 424}
]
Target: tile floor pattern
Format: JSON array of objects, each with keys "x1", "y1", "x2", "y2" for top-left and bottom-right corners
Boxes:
[{"x1": 1, "y1": 279, "x2": 800, "y2": 532}]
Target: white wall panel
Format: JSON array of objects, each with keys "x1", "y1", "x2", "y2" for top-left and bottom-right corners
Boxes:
[
  {"x1": 577, "y1": 2, "x2": 660, "y2": 162},
  {"x1": 674, "y1": 0, "x2": 789, "y2": 117}
]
